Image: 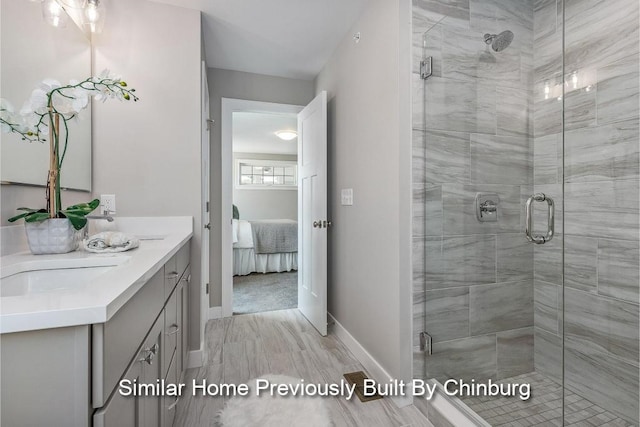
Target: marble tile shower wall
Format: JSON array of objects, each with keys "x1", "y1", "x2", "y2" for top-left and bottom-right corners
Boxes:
[
  {"x1": 532, "y1": 0, "x2": 639, "y2": 423},
  {"x1": 411, "y1": 0, "x2": 536, "y2": 383}
]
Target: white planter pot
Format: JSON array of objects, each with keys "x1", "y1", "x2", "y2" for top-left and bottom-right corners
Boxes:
[{"x1": 24, "y1": 219, "x2": 85, "y2": 255}]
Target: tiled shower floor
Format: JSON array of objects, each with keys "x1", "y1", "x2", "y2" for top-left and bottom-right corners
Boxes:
[{"x1": 459, "y1": 372, "x2": 636, "y2": 426}]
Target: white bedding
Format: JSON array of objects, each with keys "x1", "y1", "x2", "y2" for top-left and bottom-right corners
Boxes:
[{"x1": 232, "y1": 219, "x2": 298, "y2": 275}]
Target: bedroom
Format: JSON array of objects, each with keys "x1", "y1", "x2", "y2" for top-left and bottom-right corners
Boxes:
[{"x1": 231, "y1": 110, "x2": 300, "y2": 315}]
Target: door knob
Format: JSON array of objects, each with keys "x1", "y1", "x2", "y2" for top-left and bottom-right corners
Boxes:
[
  {"x1": 204, "y1": 223, "x2": 211, "y2": 230},
  {"x1": 313, "y1": 221, "x2": 321, "y2": 228}
]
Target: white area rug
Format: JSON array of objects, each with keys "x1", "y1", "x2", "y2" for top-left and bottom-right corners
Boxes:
[{"x1": 218, "y1": 375, "x2": 332, "y2": 427}]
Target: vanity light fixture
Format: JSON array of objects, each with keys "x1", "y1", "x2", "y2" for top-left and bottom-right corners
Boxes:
[
  {"x1": 275, "y1": 130, "x2": 297, "y2": 141},
  {"x1": 42, "y1": 0, "x2": 68, "y2": 28},
  {"x1": 83, "y1": 0, "x2": 105, "y2": 33},
  {"x1": 41, "y1": 0, "x2": 106, "y2": 33}
]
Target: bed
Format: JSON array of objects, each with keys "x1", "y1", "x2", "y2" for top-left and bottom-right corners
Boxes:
[{"x1": 233, "y1": 219, "x2": 298, "y2": 275}]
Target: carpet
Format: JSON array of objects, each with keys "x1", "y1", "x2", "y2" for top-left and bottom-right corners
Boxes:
[
  {"x1": 218, "y1": 375, "x2": 331, "y2": 427},
  {"x1": 233, "y1": 271, "x2": 297, "y2": 314}
]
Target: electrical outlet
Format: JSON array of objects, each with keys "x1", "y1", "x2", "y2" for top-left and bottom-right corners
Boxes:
[{"x1": 100, "y1": 194, "x2": 116, "y2": 214}]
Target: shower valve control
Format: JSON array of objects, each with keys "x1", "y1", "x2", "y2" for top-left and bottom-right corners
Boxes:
[{"x1": 476, "y1": 193, "x2": 499, "y2": 222}]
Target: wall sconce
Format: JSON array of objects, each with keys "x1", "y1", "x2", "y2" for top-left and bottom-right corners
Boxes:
[{"x1": 41, "y1": 0, "x2": 106, "y2": 33}]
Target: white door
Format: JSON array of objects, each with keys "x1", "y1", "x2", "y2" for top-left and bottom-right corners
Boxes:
[{"x1": 297, "y1": 91, "x2": 328, "y2": 336}]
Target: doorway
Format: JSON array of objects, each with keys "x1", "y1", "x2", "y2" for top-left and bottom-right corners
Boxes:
[{"x1": 220, "y1": 99, "x2": 304, "y2": 317}]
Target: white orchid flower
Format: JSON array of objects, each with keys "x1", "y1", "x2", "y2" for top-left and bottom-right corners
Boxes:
[
  {"x1": 23, "y1": 88, "x2": 49, "y2": 115},
  {"x1": 0, "y1": 98, "x2": 15, "y2": 112},
  {"x1": 39, "y1": 79, "x2": 61, "y2": 91}
]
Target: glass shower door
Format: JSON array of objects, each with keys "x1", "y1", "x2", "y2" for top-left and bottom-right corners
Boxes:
[
  {"x1": 412, "y1": 0, "x2": 640, "y2": 425},
  {"x1": 412, "y1": 2, "x2": 566, "y2": 425}
]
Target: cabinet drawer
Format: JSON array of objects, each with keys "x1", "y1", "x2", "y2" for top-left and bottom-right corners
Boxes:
[
  {"x1": 165, "y1": 243, "x2": 190, "y2": 298},
  {"x1": 92, "y1": 267, "x2": 165, "y2": 408},
  {"x1": 163, "y1": 290, "x2": 178, "y2": 378},
  {"x1": 176, "y1": 242, "x2": 190, "y2": 280}
]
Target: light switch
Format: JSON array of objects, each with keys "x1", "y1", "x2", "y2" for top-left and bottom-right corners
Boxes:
[{"x1": 341, "y1": 188, "x2": 353, "y2": 206}]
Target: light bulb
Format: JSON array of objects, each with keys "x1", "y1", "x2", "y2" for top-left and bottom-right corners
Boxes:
[
  {"x1": 85, "y1": 2, "x2": 99, "y2": 22},
  {"x1": 82, "y1": 0, "x2": 105, "y2": 33},
  {"x1": 42, "y1": 0, "x2": 67, "y2": 28}
]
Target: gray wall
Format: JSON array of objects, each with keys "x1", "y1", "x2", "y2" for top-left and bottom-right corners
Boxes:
[
  {"x1": 315, "y1": 0, "x2": 413, "y2": 388},
  {"x1": 412, "y1": 0, "x2": 535, "y2": 383},
  {"x1": 208, "y1": 68, "x2": 314, "y2": 307},
  {"x1": 92, "y1": 0, "x2": 203, "y2": 351},
  {"x1": 232, "y1": 153, "x2": 297, "y2": 221},
  {"x1": 533, "y1": 0, "x2": 639, "y2": 422}
]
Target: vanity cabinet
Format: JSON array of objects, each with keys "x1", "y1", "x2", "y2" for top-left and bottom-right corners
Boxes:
[
  {"x1": 94, "y1": 242, "x2": 190, "y2": 427},
  {"x1": 0, "y1": 239, "x2": 191, "y2": 427}
]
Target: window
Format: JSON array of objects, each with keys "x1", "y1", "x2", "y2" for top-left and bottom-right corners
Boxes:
[{"x1": 236, "y1": 159, "x2": 297, "y2": 190}]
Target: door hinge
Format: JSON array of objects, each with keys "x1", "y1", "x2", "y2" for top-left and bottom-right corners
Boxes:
[
  {"x1": 206, "y1": 283, "x2": 209, "y2": 294},
  {"x1": 206, "y1": 119, "x2": 214, "y2": 131},
  {"x1": 420, "y1": 332, "x2": 433, "y2": 355},
  {"x1": 206, "y1": 201, "x2": 209, "y2": 213}
]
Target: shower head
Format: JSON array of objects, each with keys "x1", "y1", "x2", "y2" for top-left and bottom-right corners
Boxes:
[{"x1": 484, "y1": 30, "x2": 514, "y2": 52}]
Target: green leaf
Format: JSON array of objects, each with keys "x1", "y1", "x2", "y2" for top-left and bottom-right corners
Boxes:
[
  {"x1": 58, "y1": 199, "x2": 99, "y2": 230},
  {"x1": 24, "y1": 212, "x2": 51, "y2": 223},
  {"x1": 62, "y1": 211, "x2": 88, "y2": 230},
  {"x1": 65, "y1": 199, "x2": 100, "y2": 214},
  {"x1": 8, "y1": 208, "x2": 47, "y2": 223},
  {"x1": 8, "y1": 212, "x2": 32, "y2": 223}
]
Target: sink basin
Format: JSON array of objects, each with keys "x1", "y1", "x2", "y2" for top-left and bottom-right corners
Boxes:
[
  {"x1": 1, "y1": 267, "x2": 115, "y2": 297},
  {"x1": 0, "y1": 255, "x2": 130, "y2": 298}
]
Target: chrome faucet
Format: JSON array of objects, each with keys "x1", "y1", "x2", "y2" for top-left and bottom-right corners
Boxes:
[
  {"x1": 86, "y1": 208, "x2": 115, "y2": 222},
  {"x1": 84, "y1": 209, "x2": 115, "y2": 239}
]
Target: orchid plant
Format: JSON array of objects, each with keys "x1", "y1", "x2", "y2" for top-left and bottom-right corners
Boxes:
[{"x1": 1, "y1": 70, "x2": 138, "y2": 230}]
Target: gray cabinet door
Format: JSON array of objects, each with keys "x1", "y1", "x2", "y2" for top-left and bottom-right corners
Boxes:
[
  {"x1": 94, "y1": 351, "x2": 143, "y2": 427},
  {"x1": 164, "y1": 289, "x2": 178, "y2": 379},
  {"x1": 141, "y1": 315, "x2": 164, "y2": 427},
  {"x1": 178, "y1": 265, "x2": 190, "y2": 375}
]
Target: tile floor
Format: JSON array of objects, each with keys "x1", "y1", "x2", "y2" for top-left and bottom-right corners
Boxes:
[
  {"x1": 174, "y1": 309, "x2": 433, "y2": 427},
  {"x1": 460, "y1": 372, "x2": 636, "y2": 426}
]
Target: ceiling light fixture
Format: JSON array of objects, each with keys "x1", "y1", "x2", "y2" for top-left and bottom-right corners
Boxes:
[{"x1": 275, "y1": 130, "x2": 297, "y2": 141}]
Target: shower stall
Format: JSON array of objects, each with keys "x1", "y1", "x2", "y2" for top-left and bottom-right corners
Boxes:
[{"x1": 412, "y1": 0, "x2": 639, "y2": 425}]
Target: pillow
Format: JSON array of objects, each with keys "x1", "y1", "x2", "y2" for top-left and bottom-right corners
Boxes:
[{"x1": 232, "y1": 219, "x2": 239, "y2": 243}]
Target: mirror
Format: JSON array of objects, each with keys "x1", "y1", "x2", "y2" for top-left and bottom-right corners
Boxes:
[{"x1": 1, "y1": 0, "x2": 92, "y2": 191}]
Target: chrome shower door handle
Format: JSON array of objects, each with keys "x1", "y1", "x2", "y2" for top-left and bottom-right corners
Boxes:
[{"x1": 525, "y1": 193, "x2": 555, "y2": 244}]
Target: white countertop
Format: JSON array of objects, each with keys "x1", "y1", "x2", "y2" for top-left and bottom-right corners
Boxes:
[{"x1": 0, "y1": 217, "x2": 193, "y2": 334}]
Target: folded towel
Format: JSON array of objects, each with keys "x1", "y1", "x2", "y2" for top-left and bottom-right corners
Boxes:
[{"x1": 84, "y1": 231, "x2": 140, "y2": 253}]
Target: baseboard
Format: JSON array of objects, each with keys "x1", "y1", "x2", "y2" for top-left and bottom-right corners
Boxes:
[
  {"x1": 208, "y1": 306, "x2": 223, "y2": 320},
  {"x1": 328, "y1": 313, "x2": 412, "y2": 408},
  {"x1": 187, "y1": 349, "x2": 204, "y2": 369},
  {"x1": 423, "y1": 379, "x2": 490, "y2": 427}
]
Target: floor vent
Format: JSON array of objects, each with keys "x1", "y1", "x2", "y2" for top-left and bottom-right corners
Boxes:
[{"x1": 343, "y1": 371, "x2": 383, "y2": 403}]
